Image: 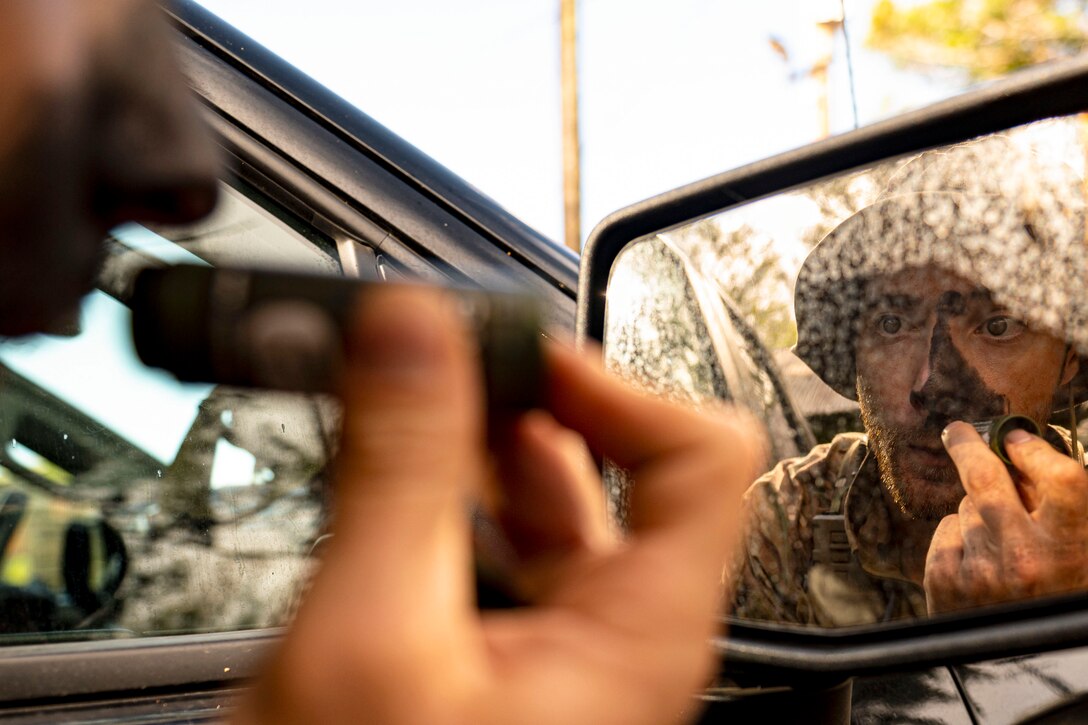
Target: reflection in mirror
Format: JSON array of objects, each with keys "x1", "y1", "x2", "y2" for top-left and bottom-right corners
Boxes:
[{"x1": 605, "y1": 115, "x2": 1088, "y2": 627}]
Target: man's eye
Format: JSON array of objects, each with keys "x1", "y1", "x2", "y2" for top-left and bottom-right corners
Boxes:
[
  {"x1": 878, "y1": 315, "x2": 902, "y2": 335},
  {"x1": 981, "y1": 316, "x2": 1024, "y2": 338}
]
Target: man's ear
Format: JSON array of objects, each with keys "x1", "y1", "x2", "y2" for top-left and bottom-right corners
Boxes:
[{"x1": 1061, "y1": 346, "x2": 1080, "y2": 387}]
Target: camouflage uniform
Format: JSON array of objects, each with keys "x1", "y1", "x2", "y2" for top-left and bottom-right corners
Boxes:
[
  {"x1": 730, "y1": 432, "x2": 928, "y2": 627},
  {"x1": 731, "y1": 427, "x2": 1080, "y2": 626}
]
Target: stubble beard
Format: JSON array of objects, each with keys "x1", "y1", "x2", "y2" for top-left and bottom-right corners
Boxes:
[{"x1": 857, "y1": 378, "x2": 965, "y2": 521}]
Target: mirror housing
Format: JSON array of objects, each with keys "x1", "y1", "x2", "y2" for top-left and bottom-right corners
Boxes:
[{"x1": 578, "y1": 53, "x2": 1088, "y2": 679}]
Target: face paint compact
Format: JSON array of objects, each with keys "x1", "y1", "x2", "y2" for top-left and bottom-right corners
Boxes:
[{"x1": 970, "y1": 415, "x2": 1043, "y2": 465}]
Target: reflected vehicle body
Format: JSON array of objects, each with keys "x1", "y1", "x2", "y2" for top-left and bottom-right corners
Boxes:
[
  {"x1": 3, "y1": 3, "x2": 1088, "y2": 725},
  {"x1": 0, "y1": 363, "x2": 132, "y2": 634}
]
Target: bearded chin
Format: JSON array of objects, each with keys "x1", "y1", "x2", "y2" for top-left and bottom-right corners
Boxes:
[
  {"x1": 865, "y1": 421, "x2": 961, "y2": 521},
  {"x1": 857, "y1": 381, "x2": 965, "y2": 521}
]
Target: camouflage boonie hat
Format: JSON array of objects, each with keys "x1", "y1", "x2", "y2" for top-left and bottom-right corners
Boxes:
[{"x1": 794, "y1": 134, "x2": 1088, "y2": 401}]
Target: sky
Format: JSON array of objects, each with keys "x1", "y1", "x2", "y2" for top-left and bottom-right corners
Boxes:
[
  {"x1": 0, "y1": 1, "x2": 1047, "y2": 475},
  {"x1": 194, "y1": 0, "x2": 969, "y2": 249}
]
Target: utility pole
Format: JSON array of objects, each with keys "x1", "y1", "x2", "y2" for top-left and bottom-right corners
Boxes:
[{"x1": 560, "y1": 0, "x2": 582, "y2": 252}]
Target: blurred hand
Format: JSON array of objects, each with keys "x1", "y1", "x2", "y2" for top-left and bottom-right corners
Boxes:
[
  {"x1": 925, "y1": 422, "x2": 1088, "y2": 614},
  {"x1": 233, "y1": 286, "x2": 766, "y2": 725},
  {"x1": 0, "y1": 0, "x2": 218, "y2": 336}
]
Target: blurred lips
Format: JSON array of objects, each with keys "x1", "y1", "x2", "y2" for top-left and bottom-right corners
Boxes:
[{"x1": 906, "y1": 442, "x2": 953, "y2": 470}]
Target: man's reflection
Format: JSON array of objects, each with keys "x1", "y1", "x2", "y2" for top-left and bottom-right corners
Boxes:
[
  {"x1": 858, "y1": 267, "x2": 1074, "y2": 520},
  {"x1": 730, "y1": 135, "x2": 1088, "y2": 626}
]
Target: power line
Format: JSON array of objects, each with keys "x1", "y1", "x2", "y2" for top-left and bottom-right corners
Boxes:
[{"x1": 840, "y1": 0, "x2": 860, "y2": 130}]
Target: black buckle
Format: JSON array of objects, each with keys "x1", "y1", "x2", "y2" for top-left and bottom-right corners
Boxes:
[{"x1": 812, "y1": 513, "x2": 852, "y2": 574}]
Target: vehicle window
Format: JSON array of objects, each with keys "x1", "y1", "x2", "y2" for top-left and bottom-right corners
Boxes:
[
  {"x1": 604, "y1": 231, "x2": 811, "y2": 523},
  {"x1": 0, "y1": 181, "x2": 341, "y2": 643},
  {"x1": 604, "y1": 114, "x2": 1088, "y2": 628}
]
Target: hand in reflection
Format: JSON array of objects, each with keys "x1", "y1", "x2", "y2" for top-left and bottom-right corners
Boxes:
[
  {"x1": 233, "y1": 287, "x2": 766, "y2": 725},
  {"x1": 924, "y1": 422, "x2": 1088, "y2": 614}
]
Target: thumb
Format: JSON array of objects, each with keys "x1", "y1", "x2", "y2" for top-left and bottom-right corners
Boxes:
[
  {"x1": 316, "y1": 286, "x2": 484, "y2": 631},
  {"x1": 239, "y1": 286, "x2": 489, "y2": 722}
]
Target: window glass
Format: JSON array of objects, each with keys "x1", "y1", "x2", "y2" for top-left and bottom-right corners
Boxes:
[
  {"x1": 0, "y1": 182, "x2": 340, "y2": 642},
  {"x1": 604, "y1": 234, "x2": 809, "y2": 522}
]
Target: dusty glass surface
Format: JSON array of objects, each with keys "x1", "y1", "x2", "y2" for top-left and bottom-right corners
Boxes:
[
  {"x1": 0, "y1": 182, "x2": 339, "y2": 642},
  {"x1": 605, "y1": 115, "x2": 1088, "y2": 627}
]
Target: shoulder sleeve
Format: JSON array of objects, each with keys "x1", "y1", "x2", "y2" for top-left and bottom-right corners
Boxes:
[{"x1": 726, "y1": 436, "x2": 860, "y2": 625}]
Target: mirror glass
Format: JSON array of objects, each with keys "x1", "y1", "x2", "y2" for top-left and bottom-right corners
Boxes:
[{"x1": 605, "y1": 114, "x2": 1088, "y2": 627}]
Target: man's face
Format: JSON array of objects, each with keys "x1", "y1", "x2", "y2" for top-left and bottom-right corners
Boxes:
[
  {"x1": 0, "y1": 0, "x2": 217, "y2": 336},
  {"x1": 855, "y1": 266, "x2": 1076, "y2": 520}
]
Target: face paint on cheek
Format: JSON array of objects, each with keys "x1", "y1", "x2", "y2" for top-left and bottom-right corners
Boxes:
[
  {"x1": 860, "y1": 291, "x2": 1010, "y2": 520},
  {"x1": 915, "y1": 294, "x2": 1007, "y2": 424}
]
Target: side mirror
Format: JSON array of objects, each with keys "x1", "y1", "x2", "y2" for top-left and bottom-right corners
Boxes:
[{"x1": 578, "y1": 52, "x2": 1088, "y2": 715}]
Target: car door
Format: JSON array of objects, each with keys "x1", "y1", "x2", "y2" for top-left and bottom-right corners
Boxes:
[
  {"x1": 0, "y1": 2, "x2": 577, "y2": 720},
  {"x1": 6, "y1": 4, "x2": 1088, "y2": 725}
]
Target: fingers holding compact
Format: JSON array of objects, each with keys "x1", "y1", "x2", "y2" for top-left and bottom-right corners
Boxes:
[
  {"x1": 926, "y1": 422, "x2": 1088, "y2": 614},
  {"x1": 476, "y1": 342, "x2": 769, "y2": 724},
  {"x1": 1003, "y1": 428, "x2": 1088, "y2": 529},
  {"x1": 325, "y1": 287, "x2": 484, "y2": 616},
  {"x1": 941, "y1": 423, "x2": 1031, "y2": 536},
  {"x1": 238, "y1": 307, "x2": 772, "y2": 725},
  {"x1": 490, "y1": 409, "x2": 614, "y2": 599},
  {"x1": 234, "y1": 287, "x2": 494, "y2": 725},
  {"x1": 543, "y1": 342, "x2": 768, "y2": 630},
  {"x1": 545, "y1": 343, "x2": 768, "y2": 547}
]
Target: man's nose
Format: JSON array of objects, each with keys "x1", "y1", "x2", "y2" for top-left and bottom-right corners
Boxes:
[
  {"x1": 908, "y1": 321, "x2": 994, "y2": 422},
  {"x1": 90, "y1": 3, "x2": 219, "y2": 227},
  {"x1": 906, "y1": 321, "x2": 939, "y2": 414},
  {"x1": 909, "y1": 353, "x2": 932, "y2": 413}
]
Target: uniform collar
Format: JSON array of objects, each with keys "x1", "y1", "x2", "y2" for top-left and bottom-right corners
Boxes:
[{"x1": 840, "y1": 439, "x2": 913, "y2": 582}]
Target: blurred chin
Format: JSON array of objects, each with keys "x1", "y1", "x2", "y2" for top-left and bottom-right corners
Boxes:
[
  {"x1": 0, "y1": 288, "x2": 84, "y2": 337},
  {"x1": 0, "y1": 231, "x2": 98, "y2": 338},
  {"x1": 882, "y1": 456, "x2": 964, "y2": 520}
]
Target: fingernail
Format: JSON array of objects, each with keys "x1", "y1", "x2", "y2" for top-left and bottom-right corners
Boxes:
[
  {"x1": 941, "y1": 421, "x2": 969, "y2": 448},
  {"x1": 941, "y1": 426, "x2": 951, "y2": 444},
  {"x1": 369, "y1": 322, "x2": 442, "y2": 377},
  {"x1": 353, "y1": 291, "x2": 450, "y2": 382},
  {"x1": 1005, "y1": 428, "x2": 1032, "y2": 446}
]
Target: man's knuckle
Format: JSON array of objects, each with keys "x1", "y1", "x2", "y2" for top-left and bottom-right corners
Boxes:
[
  {"x1": 1052, "y1": 457, "x2": 1087, "y2": 485},
  {"x1": 926, "y1": 542, "x2": 959, "y2": 574},
  {"x1": 974, "y1": 501, "x2": 1005, "y2": 526},
  {"x1": 1017, "y1": 442, "x2": 1083, "y2": 482},
  {"x1": 967, "y1": 466, "x2": 1004, "y2": 492},
  {"x1": 1007, "y1": 550, "x2": 1039, "y2": 587}
]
